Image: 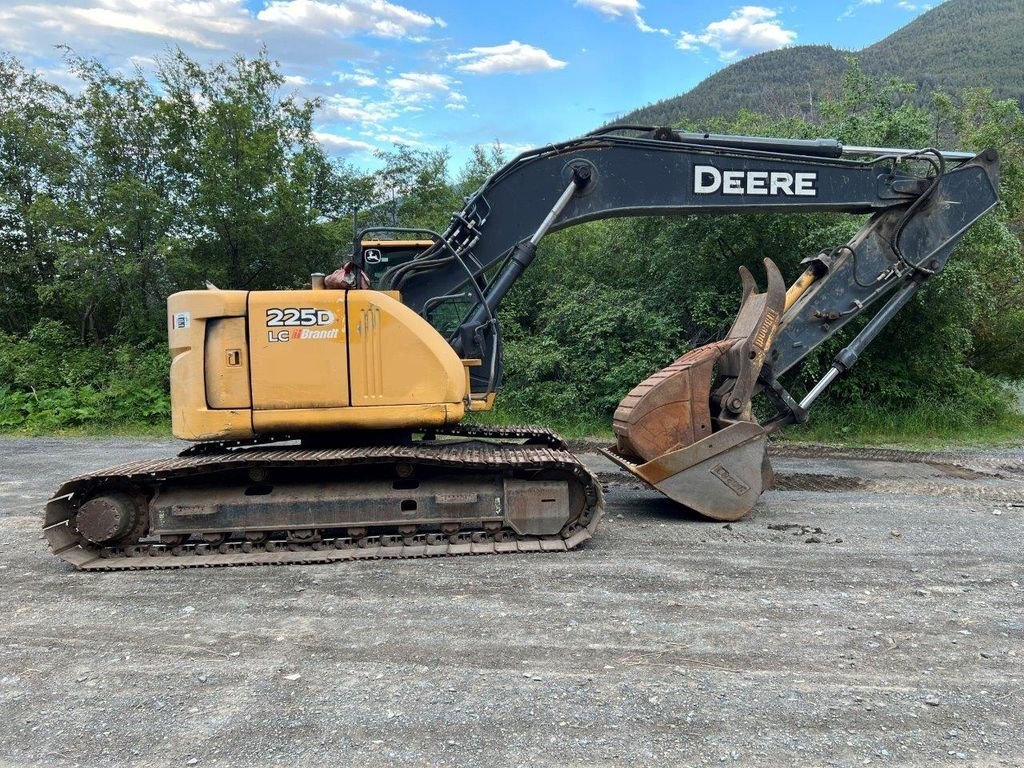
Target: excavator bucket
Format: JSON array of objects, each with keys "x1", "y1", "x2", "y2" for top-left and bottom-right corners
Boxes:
[{"x1": 602, "y1": 258, "x2": 785, "y2": 520}]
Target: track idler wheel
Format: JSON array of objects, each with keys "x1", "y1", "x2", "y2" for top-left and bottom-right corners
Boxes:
[{"x1": 74, "y1": 491, "x2": 146, "y2": 545}]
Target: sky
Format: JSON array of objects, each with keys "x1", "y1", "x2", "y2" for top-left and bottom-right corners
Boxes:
[{"x1": 0, "y1": 0, "x2": 934, "y2": 170}]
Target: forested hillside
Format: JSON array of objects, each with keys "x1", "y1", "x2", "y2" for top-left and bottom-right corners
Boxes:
[
  {"x1": 621, "y1": 46, "x2": 850, "y2": 127},
  {"x1": 1, "y1": 50, "x2": 1022, "y2": 440},
  {"x1": 864, "y1": 0, "x2": 1024, "y2": 100},
  {"x1": 617, "y1": 0, "x2": 1024, "y2": 127}
]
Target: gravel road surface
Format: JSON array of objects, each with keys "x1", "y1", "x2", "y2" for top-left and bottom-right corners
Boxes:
[{"x1": 1, "y1": 437, "x2": 1022, "y2": 767}]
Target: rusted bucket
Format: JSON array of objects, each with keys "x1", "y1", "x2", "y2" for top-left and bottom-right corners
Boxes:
[{"x1": 603, "y1": 258, "x2": 784, "y2": 520}]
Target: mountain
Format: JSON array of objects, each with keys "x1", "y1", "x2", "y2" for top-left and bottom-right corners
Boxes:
[
  {"x1": 614, "y1": 0, "x2": 1024, "y2": 128},
  {"x1": 863, "y1": 0, "x2": 1024, "y2": 98}
]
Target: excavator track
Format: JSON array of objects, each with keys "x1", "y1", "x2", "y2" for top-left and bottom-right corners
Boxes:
[
  {"x1": 428, "y1": 423, "x2": 568, "y2": 449},
  {"x1": 43, "y1": 429, "x2": 603, "y2": 571}
]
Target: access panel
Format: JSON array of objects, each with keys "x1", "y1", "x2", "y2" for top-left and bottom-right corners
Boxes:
[{"x1": 247, "y1": 291, "x2": 349, "y2": 410}]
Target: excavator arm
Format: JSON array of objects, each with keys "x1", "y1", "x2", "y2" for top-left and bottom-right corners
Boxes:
[{"x1": 372, "y1": 128, "x2": 1000, "y2": 519}]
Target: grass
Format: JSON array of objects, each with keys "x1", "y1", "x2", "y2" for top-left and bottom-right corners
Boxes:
[
  {"x1": 778, "y1": 406, "x2": 1024, "y2": 450},
  {"x1": 0, "y1": 421, "x2": 173, "y2": 438},
  {"x1": 3, "y1": 403, "x2": 1022, "y2": 451},
  {"x1": 464, "y1": 407, "x2": 614, "y2": 441}
]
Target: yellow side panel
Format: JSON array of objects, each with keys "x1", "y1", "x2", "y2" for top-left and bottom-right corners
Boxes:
[
  {"x1": 253, "y1": 403, "x2": 464, "y2": 433},
  {"x1": 170, "y1": 288, "x2": 469, "y2": 440},
  {"x1": 347, "y1": 291, "x2": 467, "y2": 408},
  {"x1": 204, "y1": 317, "x2": 251, "y2": 409},
  {"x1": 168, "y1": 290, "x2": 254, "y2": 441},
  {"x1": 247, "y1": 291, "x2": 349, "y2": 410}
]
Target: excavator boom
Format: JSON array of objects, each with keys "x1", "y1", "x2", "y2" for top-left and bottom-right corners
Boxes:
[
  {"x1": 380, "y1": 130, "x2": 998, "y2": 520},
  {"x1": 606, "y1": 145, "x2": 999, "y2": 519}
]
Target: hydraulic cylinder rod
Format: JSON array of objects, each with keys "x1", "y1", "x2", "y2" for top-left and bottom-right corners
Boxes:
[
  {"x1": 840, "y1": 145, "x2": 975, "y2": 161},
  {"x1": 799, "y1": 277, "x2": 923, "y2": 410},
  {"x1": 454, "y1": 168, "x2": 589, "y2": 354}
]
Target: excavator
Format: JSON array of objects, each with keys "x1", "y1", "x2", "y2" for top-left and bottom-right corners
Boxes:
[{"x1": 42, "y1": 127, "x2": 1000, "y2": 570}]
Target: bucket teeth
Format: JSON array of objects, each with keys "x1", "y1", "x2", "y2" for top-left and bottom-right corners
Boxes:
[{"x1": 738, "y1": 264, "x2": 757, "y2": 302}]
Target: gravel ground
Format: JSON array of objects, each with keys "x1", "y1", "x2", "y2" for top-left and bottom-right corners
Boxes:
[{"x1": 1, "y1": 436, "x2": 1023, "y2": 767}]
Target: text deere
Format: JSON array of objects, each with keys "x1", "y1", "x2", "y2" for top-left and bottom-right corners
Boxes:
[{"x1": 693, "y1": 165, "x2": 818, "y2": 197}]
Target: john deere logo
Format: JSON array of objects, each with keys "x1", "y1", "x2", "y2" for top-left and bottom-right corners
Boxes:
[
  {"x1": 364, "y1": 248, "x2": 382, "y2": 264},
  {"x1": 693, "y1": 165, "x2": 818, "y2": 197}
]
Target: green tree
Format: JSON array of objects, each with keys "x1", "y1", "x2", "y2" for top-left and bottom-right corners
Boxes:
[
  {"x1": 0, "y1": 55, "x2": 76, "y2": 334},
  {"x1": 455, "y1": 142, "x2": 506, "y2": 197},
  {"x1": 372, "y1": 144, "x2": 461, "y2": 233},
  {"x1": 37, "y1": 54, "x2": 178, "y2": 343},
  {"x1": 156, "y1": 48, "x2": 334, "y2": 289},
  {"x1": 949, "y1": 87, "x2": 1024, "y2": 377}
]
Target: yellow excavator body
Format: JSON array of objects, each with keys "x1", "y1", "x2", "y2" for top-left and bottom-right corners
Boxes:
[
  {"x1": 41, "y1": 133, "x2": 1000, "y2": 571},
  {"x1": 168, "y1": 287, "x2": 472, "y2": 442}
]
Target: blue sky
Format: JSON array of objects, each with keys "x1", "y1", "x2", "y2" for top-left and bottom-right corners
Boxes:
[{"x1": 0, "y1": 0, "x2": 933, "y2": 169}]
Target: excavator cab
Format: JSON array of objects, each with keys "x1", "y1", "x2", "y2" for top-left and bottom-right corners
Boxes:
[
  {"x1": 355, "y1": 238, "x2": 475, "y2": 337},
  {"x1": 357, "y1": 240, "x2": 436, "y2": 289}
]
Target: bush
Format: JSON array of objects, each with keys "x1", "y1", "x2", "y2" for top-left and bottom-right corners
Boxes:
[{"x1": 0, "y1": 320, "x2": 169, "y2": 432}]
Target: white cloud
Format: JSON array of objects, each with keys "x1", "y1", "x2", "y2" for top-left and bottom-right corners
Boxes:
[
  {"x1": 838, "y1": 0, "x2": 882, "y2": 21},
  {"x1": 449, "y1": 41, "x2": 567, "y2": 74},
  {"x1": 128, "y1": 54, "x2": 158, "y2": 68},
  {"x1": 374, "y1": 131, "x2": 423, "y2": 146},
  {"x1": 896, "y1": 1, "x2": 931, "y2": 10},
  {"x1": 283, "y1": 74, "x2": 312, "y2": 86},
  {"x1": 576, "y1": 0, "x2": 636, "y2": 16},
  {"x1": 0, "y1": 0, "x2": 253, "y2": 51},
  {"x1": 324, "y1": 94, "x2": 398, "y2": 125},
  {"x1": 313, "y1": 130, "x2": 377, "y2": 154},
  {"x1": 498, "y1": 141, "x2": 536, "y2": 157},
  {"x1": 388, "y1": 71, "x2": 453, "y2": 95},
  {"x1": 575, "y1": 0, "x2": 669, "y2": 35},
  {"x1": 0, "y1": 0, "x2": 444, "y2": 63},
  {"x1": 322, "y1": 70, "x2": 465, "y2": 128},
  {"x1": 337, "y1": 72, "x2": 379, "y2": 87},
  {"x1": 257, "y1": 0, "x2": 443, "y2": 39},
  {"x1": 677, "y1": 6, "x2": 796, "y2": 60},
  {"x1": 386, "y1": 71, "x2": 466, "y2": 107}
]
